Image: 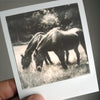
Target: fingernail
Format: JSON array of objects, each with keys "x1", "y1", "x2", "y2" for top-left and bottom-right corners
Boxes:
[{"x1": 28, "y1": 94, "x2": 45, "y2": 100}]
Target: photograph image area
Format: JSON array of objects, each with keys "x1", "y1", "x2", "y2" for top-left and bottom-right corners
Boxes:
[{"x1": 6, "y1": 3, "x2": 90, "y2": 89}]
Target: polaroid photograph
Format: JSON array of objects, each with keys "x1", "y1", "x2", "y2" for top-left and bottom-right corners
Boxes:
[{"x1": 0, "y1": 0, "x2": 99, "y2": 100}]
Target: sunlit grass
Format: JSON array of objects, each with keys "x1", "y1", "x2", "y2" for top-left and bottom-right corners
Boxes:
[{"x1": 14, "y1": 44, "x2": 89, "y2": 89}]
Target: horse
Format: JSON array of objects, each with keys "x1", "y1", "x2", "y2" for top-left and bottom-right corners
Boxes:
[
  {"x1": 65, "y1": 28, "x2": 87, "y2": 64},
  {"x1": 34, "y1": 27, "x2": 81, "y2": 71},
  {"x1": 21, "y1": 32, "x2": 53, "y2": 69}
]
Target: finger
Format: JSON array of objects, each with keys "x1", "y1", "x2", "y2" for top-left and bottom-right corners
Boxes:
[
  {"x1": 0, "y1": 79, "x2": 17, "y2": 100},
  {"x1": 8, "y1": 96, "x2": 19, "y2": 100},
  {"x1": 26, "y1": 94, "x2": 45, "y2": 100}
]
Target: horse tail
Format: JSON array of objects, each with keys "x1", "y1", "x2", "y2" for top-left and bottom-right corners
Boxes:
[{"x1": 76, "y1": 29, "x2": 87, "y2": 55}]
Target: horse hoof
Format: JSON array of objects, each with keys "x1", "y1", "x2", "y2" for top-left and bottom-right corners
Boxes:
[
  {"x1": 37, "y1": 66, "x2": 42, "y2": 72},
  {"x1": 51, "y1": 62, "x2": 54, "y2": 65},
  {"x1": 46, "y1": 63, "x2": 49, "y2": 65},
  {"x1": 63, "y1": 66, "x2": 68, "y2": 70},
  {"x1": 64, "y1": 67, "x2": 68, "y2": 70},
  {"x1": 78, "y1": 63, "x2": 80, "y2": 66},
  {"x1": 67, "y1": 62, "x2": 72, "y2": 65},
  {"x1": 23, "y1": 67, "x2": 26, "y2": 69}
]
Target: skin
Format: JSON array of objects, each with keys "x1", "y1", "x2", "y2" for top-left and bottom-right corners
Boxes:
[{"x1": 0, "y1": 79, "x2": 45, "y2": 100}]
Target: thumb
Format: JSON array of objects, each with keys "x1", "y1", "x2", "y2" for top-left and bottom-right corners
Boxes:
[{"x1": 26, "y1": 94, "x2": 45, "y2": 100}]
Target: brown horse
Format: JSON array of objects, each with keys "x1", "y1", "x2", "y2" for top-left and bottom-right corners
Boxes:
[{"x1": 34, "y1": 27, "x2": 81, "y2": 71}]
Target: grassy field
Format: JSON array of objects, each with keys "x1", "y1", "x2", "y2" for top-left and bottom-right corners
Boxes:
[{"x1": 13, "y1": 44, "x2": 90, "y2": 89}]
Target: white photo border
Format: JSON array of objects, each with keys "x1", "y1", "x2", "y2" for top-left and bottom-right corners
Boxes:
[{"x1": 0, "y1": 0, "x2": 99, "y2": 100}]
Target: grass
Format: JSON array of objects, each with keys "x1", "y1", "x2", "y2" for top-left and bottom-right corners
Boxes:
[{"x1": 13, "y1": 44, "x2": 90, "y2": 89}]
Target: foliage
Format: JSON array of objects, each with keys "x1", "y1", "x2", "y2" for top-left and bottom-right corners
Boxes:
[{"x1": 6, "y1": 3, "x2": 82, "y2": 44}]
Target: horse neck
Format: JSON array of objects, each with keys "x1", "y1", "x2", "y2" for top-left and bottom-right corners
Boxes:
[
  {"x1": 25, "y1": 49, "x2": 32, "y2": 57},
  {"x1": 24, "y1": 34, "x2": 43, "y2": 57}
]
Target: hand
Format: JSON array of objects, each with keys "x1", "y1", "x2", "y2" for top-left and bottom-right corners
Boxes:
[{"x1": 0, "y1": 79, "x2": 45, "y2": 100}]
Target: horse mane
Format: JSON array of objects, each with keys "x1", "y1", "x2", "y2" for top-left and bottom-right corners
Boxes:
[{"x1": 24, "y1": 32, "x2": 45, "y2": 56}]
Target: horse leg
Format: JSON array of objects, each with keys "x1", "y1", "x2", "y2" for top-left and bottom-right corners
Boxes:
[
  {"x1": 74, "y1": 48, "x2": 80, "y2": 65},
  {"x1": 79, "y1": 32, "x2": 88, "y2": 61},
  {"x1": 80, "y1": 40, "x2": 88, "y2": 61},
  {"x1": 66, "y1": 50, "x2": 69, "y2": 64},
  {"x1": 46, "y1": 52, "x2": 53, "y2": 64},
  {"x1": 44, "y1": 52, "x2": 51, "y2": 65},
  {"x1": 44, "y1": 57, "x2": 49, "y2": 65},
  {"x1": 81, "y1": 40, "x2": 87, "y2": 55},
  {"x1": 54, "y1": 50, "x2": 67, "y2": 69}
]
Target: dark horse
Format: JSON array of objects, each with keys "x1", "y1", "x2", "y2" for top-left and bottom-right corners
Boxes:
[
  {"x1": 34, "y1": 27, "x2": 85, "y2": 71},
  {"x1": 21, "y1": 32, "x2": 53, "y2": 69},
  {"x1": 65, "y1": 28, "x2": 87, "y2": 64}
]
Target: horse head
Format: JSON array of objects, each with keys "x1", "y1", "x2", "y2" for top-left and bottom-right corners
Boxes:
[
  {"x1": 34, "y1": 49, "x2": 44, "y2": 72},
  {"x1": 21, "y1": 54, "x2": 32, "y2": 69}
]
